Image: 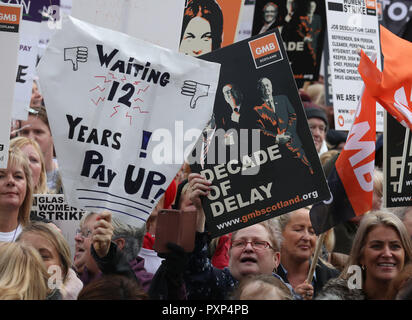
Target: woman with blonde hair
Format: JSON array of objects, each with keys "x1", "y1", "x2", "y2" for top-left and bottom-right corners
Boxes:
[
  {"x1": 0, "y1": 241, "x2": 49, "y2": 300},
  {"x1": 275, "y1": 208, "x2": 339, "y2": 300},
  {"x1": 317, "y1": 211, "x2": 412, "y2": 300},
  {"x1": 0, "y1": 149, "x2": 33, "y2": 242},
  {"x1": 17, "y1": 221, "x2": 83, "y2": 300},
  {"x1": 10, "y1": 136, "x2": 48, "y2": 194}
]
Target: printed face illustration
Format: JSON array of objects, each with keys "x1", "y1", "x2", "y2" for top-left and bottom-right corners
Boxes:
[
  {"x1": 263, "y1": 4, "x2": 278, "y2": 24},
  {"x1": 180, "y1": 16, "x2": 212, "y2": 57}
]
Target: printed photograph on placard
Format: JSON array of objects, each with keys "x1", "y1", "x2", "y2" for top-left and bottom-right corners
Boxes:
[
  {"x1": 251, "y1": 0, "x2": 327, "y2": 84},
  {"x1": 179, "y1": 0, "x2": 244, "y2": 57}
]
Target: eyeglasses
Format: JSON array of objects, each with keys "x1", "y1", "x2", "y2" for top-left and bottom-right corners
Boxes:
[
  {"x1": 75, "y1": 228, "x2": 92, "y2": 239},
  {"x1": 231, "y1": 239, "x2": 274, "y2": 251}
]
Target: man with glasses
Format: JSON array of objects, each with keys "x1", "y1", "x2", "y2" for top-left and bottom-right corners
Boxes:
[
  {"x1": 180, "y1": 173, "x2": 298, "y2": 300},
  {"x1": 74, "y1": 211, "x2": 153, "y2": 292},
  {"x1": 304, "y1": 106, "x2": 328, "y2": 156}
]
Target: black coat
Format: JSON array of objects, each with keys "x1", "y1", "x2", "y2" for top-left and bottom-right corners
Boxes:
[{"x1": 277, "y1": 259, "x2": 340, "y2": 298}]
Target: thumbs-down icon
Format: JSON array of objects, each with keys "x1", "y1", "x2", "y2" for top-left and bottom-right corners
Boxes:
[
  {"x1": 181, "y1": 80, "x2": 210, "y2": 109},
  {"x1": 64, "y1": 46, "x2": 88, "y2": 71}
]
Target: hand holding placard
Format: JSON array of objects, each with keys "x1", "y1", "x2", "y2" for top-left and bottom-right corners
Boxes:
[
  {"x1": 64, "y1": 46, "x2": 88, "y2": 71},
  {"x1": 92, "y1": 210, "x2": 114, "y2": 257},
  {"x1": 188, "y1": 173, "x2": 211, "y2": 233}
]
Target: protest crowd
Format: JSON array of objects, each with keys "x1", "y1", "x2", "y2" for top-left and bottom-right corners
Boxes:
[{"x1": 1, "y1": 0, "x2": 412, "y2": 303}]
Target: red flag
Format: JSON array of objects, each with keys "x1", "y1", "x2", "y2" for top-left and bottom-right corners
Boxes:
[
  {"x1": 310, "y1": 87, "x2": 376, "y2": 234},
  {"x1": 335, "y1": 87, "x2": 376, "y2": 216},
  {"x1": 358, "y1": 25, "x2": 412, "y2": 130}
]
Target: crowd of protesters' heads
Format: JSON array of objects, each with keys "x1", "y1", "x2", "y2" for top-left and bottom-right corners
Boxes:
[
  {"x1": 1, "y1": 76, "x2": 412, "y2": 301},
  {"x1": 1, "y1": 9, "x2": 412, "y2": 300}
]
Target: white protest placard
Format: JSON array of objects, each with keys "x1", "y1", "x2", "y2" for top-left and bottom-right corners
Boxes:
[
  {"x1": 37, "y1": 16, "x2": 220, "y2": 228},
  {"x1": 326, "y1": 0, "x2": 384, "y2": 131},
  {"x1": 71, "y1": 0, "x2": 185, "y2": 52},
  {"x1": 12, "y1": 31, "x2": 38, "y2": 120},
  {"x1": 3, "y1": 0, "x2": 45, "y2": 120},
  {"x1": 31, "y1": 194, "x2": 86, "y2": 260},
  {"x1": 0, "y1": 3, "x2": 22, "y2": 168}
]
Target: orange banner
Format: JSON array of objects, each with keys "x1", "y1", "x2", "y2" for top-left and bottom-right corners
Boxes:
[
  {"x1": 335, "y1": 87, "x2": 376, "y2": 216},
  {"x1": 358, "y1": 26, "x2": 412, "y2": 131}
]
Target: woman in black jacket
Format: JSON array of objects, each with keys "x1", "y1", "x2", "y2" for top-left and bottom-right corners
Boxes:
[{"x1": 276, "y1": 207, "x2": 339, "y2": 299}]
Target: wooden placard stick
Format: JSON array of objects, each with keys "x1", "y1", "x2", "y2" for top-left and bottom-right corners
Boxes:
[{"x1": 307, "y1": 232, "x2": 326, "y2": 284}]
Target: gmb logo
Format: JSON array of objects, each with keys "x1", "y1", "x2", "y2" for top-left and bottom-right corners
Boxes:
[{"x1": 248, "y1": 33, "x2": 283, "y2": 69}]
